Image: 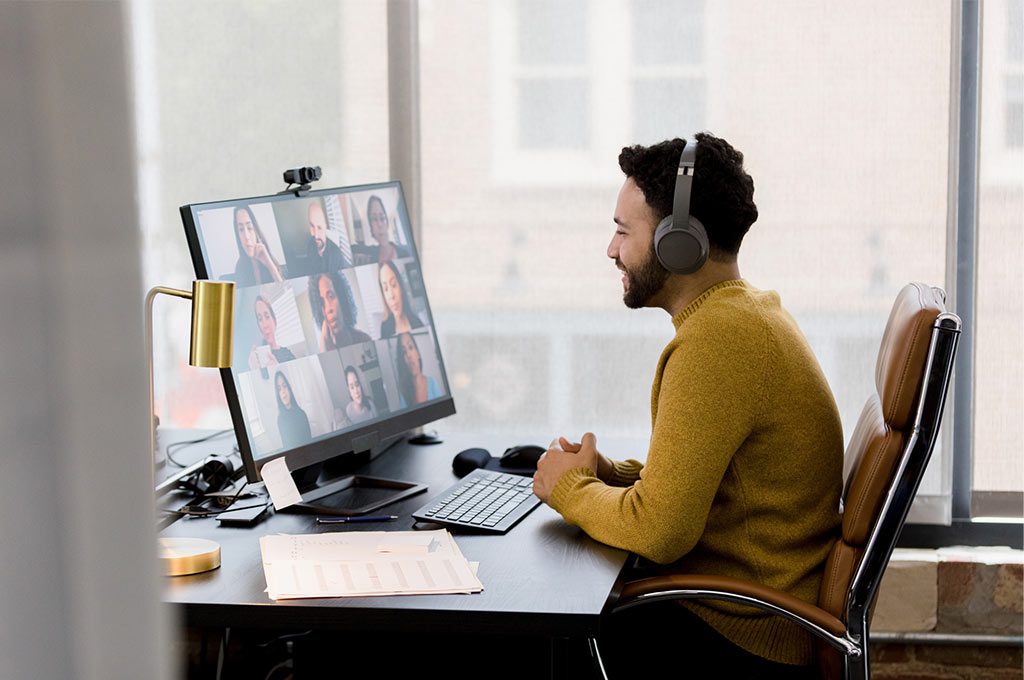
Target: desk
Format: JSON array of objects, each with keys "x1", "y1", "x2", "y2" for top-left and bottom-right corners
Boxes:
[{"x1": 161, "y1": 432, "x2": 630, "y2": 659}]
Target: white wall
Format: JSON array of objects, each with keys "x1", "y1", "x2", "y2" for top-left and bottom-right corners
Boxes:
[{"x1": 0, "y1": 2, "x2": 169, "y2": 679}]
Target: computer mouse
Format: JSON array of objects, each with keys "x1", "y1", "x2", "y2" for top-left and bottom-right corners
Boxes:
[{"x1": 499, "y1": 444, "x2": 545, "y2": 470}]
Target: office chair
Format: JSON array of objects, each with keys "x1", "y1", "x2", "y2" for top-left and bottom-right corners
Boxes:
[{"x1": 589, "y1": 283, "x2": 962, "y2": 680}]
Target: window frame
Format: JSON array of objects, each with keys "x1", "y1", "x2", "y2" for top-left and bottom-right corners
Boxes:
[{"x1": 901, "y1": 0, "x2": 1022, "y2": 548}]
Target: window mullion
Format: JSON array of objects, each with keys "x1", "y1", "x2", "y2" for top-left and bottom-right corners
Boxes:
[{"x1": 951, "y1": 0, "x2": 982, "y2": 520}]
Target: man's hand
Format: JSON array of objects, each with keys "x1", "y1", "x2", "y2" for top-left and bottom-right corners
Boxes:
[
  {"x1": 558, "y1": 435, "x2": 615, "y2": 483},
  {"x1": 533, "y1": 432, "x2": 599, "y2": 504}
]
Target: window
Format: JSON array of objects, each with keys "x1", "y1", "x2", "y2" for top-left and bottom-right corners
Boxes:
[
  {"x1": 973, "y1": 0, "x2": 1024, "y2": 518},
  {"x1": 420, "y1": 0, "x2": 957, "y2": 523},
  {"x1": 491, "y1": 0, "x2": 707, "y2": 184},
  {"x1": 130, "y1": 0, "x2": 390, "y2": 431},
  {"x1": 132, "y1": 0, "x2": 1022, "y2": 536},
  {"x1": 630, "y1": 0, "x2": 706, "y2": 144},
  {"x1": 515, "y1": 0, "x2": 590, "y2": 151}
]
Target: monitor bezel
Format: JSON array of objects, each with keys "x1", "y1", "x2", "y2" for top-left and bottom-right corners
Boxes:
[{"x1": 180, "y1": 180, "x2": 456, "y2": 482}]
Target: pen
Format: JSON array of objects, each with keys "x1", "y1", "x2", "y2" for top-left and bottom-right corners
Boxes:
[{"x1": 316, "y1": 515, "x2": 399, "y2": 524}]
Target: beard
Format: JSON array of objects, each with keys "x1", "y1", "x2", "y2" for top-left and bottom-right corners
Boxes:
[{"x1": 621, "y1": 246, "x2": 669, "y2": 309}]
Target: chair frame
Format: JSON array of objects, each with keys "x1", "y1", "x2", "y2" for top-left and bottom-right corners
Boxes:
[{"x1": 590, "y1": 311, "x2": 962, "y2": 680}]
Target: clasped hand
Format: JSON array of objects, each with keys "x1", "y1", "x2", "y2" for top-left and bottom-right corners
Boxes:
[{"x1": 532, "y1": 432, "x2": 599, "y2": 504}]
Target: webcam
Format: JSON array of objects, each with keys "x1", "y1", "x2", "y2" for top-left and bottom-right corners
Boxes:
[{"x1": 283, "y1": 166, "x2": 321, "y2": 186}]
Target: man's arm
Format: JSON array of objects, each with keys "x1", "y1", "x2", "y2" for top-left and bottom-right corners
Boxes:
[{"x1": 543, "y1": 317, "x2": 766, "y2": 564}]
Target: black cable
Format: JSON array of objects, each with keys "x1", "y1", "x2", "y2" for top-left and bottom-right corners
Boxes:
[
  {"x1": 164, "y1": 428, "x2": 233, "y2": 467},
  {"x1": 172, "y1": 502, "x2": 268, "y2": 518},
  {"x1": 169, "y1": 481, "x2": 266, "y2": 518},
  {"x1": 164, "y1": 428, "x2": 233, "y2": 468}
]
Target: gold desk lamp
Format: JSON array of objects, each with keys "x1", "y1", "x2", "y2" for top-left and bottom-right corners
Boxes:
[{"x1": 145, "y1": 280, "x2": 235, "y2": 576}]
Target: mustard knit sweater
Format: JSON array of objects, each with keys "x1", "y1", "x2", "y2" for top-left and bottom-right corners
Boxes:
[{"x1": 549, "y1": 280, "x2": 843, "y2": 666}]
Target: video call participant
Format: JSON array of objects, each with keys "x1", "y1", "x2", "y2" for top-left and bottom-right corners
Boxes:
[
  {"x1": 344, "y1": 365, "x2": 378, "y2": 424},
  {"x1": 378, "y1": 260, "x2": 423, "y2": 337},
  {"x1": 308, "y1": 271, "x2": 371, "y2": 351},
  {"x1": 248, "y1": 295, "x2": 296, "y2": 374},
  {"x1": 232, "y1": 206, "x2": 284, "y2": 285},
  {"x1": 365, "y1": 195, "x2": 410, "y2": 263},
  {"x1": 303, "y1": 199, "x2": 349, "y2": 274},
  {"x1": 274, "y1": 370, "x2": 311, "y2": 450},
  {"x1": 395, "y1": 332, "x2": 440, "y2": 408},
  {"x1": 532, "y1": 134, "x2": 843, "y2": 679}
]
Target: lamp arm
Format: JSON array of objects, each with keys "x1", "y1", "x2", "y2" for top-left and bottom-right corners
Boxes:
[{"x1": 145, "y1": 286, "x2": 194, "y2": 491}]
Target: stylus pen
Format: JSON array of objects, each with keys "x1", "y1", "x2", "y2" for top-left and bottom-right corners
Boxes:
[{"x1": 316, "y1": 515, "x2": 399, "y2": 524}]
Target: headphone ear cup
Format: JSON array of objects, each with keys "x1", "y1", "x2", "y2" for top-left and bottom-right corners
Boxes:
[
  {"x1": 655, "y1": 216, "x2": 709, "y2": 274},
  {"x1": 653, "y1": 215, "x2": 674, "y2": 270},
  {"x1": 198, "y1": 456, "x2": 235, "y2": 494},
  {"x1": 684, "y1": 216, "x2": 710, "y2": 273},
  {"x1": 178, "y1": 456, "x2": 235, "y2": 495}
]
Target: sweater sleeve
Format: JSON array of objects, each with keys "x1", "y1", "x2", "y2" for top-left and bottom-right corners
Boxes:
[
  {"x1": 548, "y1": 313, "x2": 767, "y2": 564},
  {"x1": 607, "y1": 458, "x2": 644, "y2": 486}
]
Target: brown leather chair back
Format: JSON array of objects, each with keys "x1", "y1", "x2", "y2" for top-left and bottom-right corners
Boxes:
[{"x1": 816, "y1": 283, "x2": 949, "y2": 676}]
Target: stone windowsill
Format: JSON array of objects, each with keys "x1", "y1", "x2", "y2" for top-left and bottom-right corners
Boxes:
[{"x1": 872, "y1": 546, "x2": 1023, "y2": 635}]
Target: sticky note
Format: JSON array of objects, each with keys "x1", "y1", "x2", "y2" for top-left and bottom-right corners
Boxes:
[{"x1": 260, "y1": 457, "x2": 302, "y2": 510}]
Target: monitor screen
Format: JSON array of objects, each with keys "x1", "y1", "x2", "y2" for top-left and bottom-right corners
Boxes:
[{"x1": 180, "y1": 181, "x2": 455, "y2": 482}]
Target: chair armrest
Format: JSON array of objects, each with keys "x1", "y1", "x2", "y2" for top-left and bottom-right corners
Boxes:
[{"x1": 616, "y1": 573, "x2": 847, "y2": 639}]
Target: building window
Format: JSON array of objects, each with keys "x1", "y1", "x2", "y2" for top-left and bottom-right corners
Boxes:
[
  {"x1": 494, "y1": 0, "x2": 706, "y2": 185},
  {"x1": 630, "y1": 0, "x2": 706, "y2": 143},
  {"x1": 515, "y1": 0, "x2": 590, "y2": 151}
]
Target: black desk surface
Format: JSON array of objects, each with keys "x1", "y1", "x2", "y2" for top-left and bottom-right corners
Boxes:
[{"x1": 161, "y1": 432, "x2": 630, "y2": 637}]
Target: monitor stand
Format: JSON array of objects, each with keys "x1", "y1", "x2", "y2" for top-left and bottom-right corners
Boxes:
[{"x1": 280, "y1": 440, "x2": 427, "y2": 517}]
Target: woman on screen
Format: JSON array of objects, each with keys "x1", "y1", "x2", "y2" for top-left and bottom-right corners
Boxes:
[
  {"x1": 366, "y1": 195, "x2": 410, "y2": 263},
  {"x1": 233, "y1": 206, "x2": 284, "y2": 285},
  {"x1": 344, "y1": 365, "x2": 378, "y2": 425},
  {"x1": 395, "y1": 332, "x2": 441, "y2": 408},
  {"x1": 247, "y1": 295, "x2": 296, "y2": 373},
  {"x1": 274, "y1": 370, "x2": 311, "y2": 449},
  {"x1": 309, "y1": 271, "x2": 371, "y2": 351},
  {"x1": 378, "y1": 261, "x2": 423, "y2": 338}
]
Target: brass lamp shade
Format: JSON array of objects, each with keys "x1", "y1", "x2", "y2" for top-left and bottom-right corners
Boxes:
[{"x1": 189, "y1": 280, "x2": 235, "y2": 368}]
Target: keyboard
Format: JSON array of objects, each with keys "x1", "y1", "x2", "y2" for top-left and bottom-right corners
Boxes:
[{"x1": 412, "y1": 468, "x2": 541, "y2": 534}]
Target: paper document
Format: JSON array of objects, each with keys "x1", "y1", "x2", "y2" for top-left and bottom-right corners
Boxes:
[
  {"x1": 260, "y1": 457, "x2": 302, "y2": 510},
  {"x1": 259, "y1": 530, "x2": 484, "y2": 600}
]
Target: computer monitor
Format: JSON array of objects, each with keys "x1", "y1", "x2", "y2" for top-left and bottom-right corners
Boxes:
[{"x1": 180, "y1": 181, "x2": 455, "y2": 514}]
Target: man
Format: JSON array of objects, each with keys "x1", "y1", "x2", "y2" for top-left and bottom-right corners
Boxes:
[
  {"x1": 303, "y1": 198, "x2": 349, "y2": 274},
  {"x1": 532, "y1": 134, "x2": 843, "y2": 678}
]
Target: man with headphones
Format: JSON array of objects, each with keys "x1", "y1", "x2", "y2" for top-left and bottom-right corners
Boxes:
[{"x1": 532, "y1": 134, "x2": 843, "y2": 679}]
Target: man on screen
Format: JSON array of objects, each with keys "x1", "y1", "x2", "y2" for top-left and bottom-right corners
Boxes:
[
  {"x1": 532, "y1": 133, "x2": 843, "y2": 679},
  {"x1": 303, "y1": 198, "x2": 348, "y2": 274}
]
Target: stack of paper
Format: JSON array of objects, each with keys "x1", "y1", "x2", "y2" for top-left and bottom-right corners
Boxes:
[{"x1": 259, "y1": 529, "x2": 483, "y2": 601}]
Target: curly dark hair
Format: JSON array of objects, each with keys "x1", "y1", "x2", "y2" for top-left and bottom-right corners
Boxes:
[
  {"x1": 618, "y1": 133, "x2": 758, "y2": 257},
  {"x1": 308, "y1": 270, "x2": 358, "y2": 329}
]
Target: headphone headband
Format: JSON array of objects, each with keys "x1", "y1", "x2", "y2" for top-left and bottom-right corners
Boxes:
[{"x1": 672, "y1": 141, "x2": 697, "y2": 230}]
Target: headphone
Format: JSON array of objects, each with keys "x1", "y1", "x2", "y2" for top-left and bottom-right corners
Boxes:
[
  {"x1": 177, "y1": 455, "x2": 236, "y2": 496},
  {"x1": 653, "y1": 140, "x2": 709, "y2": 274}
]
